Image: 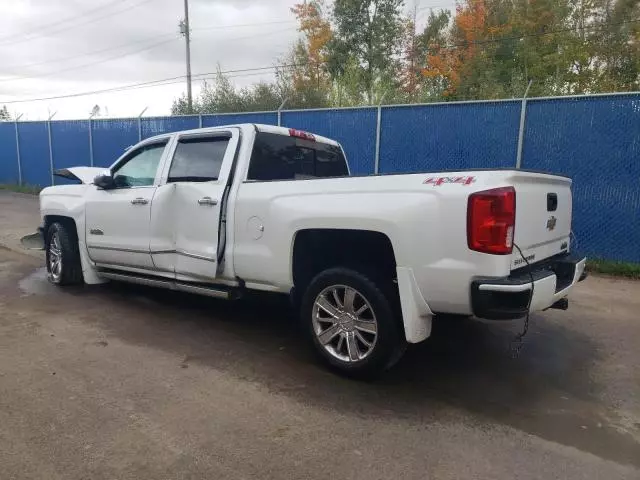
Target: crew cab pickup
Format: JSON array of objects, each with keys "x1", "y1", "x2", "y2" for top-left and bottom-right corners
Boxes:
[{"x1": 38, "y1": 124, "x2": 587, "y2": 377}]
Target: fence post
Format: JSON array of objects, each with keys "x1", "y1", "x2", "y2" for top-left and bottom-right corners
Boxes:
[
  {"x1": 47, "y1": 112, "x2": 57, "y2": 186},
  {"x1": 516, "y1": 80, "x2": 533, "y2": 169},
  {"x1": 374, "y1": 94, "x2": 388, "y2": 174},
  {"x1": 198, "y1": 114, "x2": 203, "y2": 128},
  {"x1": 88, "y1": 116, "x2": 94, "y2": 167},
  {"x1": 277, "y1": 98, "x2": 288, "y2": 127},
  {"x1": 14, "y1": 114, "x2": 22, "y2": 185},
  {"x1": 137, "y1": 107, "x2": 148, "y2": 142}
]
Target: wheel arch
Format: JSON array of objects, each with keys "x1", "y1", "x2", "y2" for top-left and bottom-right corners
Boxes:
[
  {"x1": 44, "y1": 215, "x2": 79, "y2": 242},
  {"x1": 42, "y1": 214, "x2": 105, "y2": 285},
  {"x1": 291, "y1": 228, "x2": 398, "y2": 292},
  {"x1": 291, "y1": 228, "x2": 433, "y2": 345}
]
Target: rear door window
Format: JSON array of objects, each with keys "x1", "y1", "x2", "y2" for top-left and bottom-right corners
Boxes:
[
  {"x1": 247, "y1": 132, "x2": 348, "y2": 181},
  {"x1": 168, "y1": 136, "x2": 230, "y2": 183}
]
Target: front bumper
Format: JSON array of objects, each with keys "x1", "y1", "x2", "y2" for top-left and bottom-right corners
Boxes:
[
  {"x1": 471, "y1": 255, "x2": 587, "y2": 320},
  {"x1": 20, "y1": 227, "x2": 45, "y2": 251}
]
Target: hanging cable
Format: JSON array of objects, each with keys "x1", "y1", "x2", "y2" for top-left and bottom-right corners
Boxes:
[{"x1": 510, "y1": 243, "x2": 535, "y2": 358}]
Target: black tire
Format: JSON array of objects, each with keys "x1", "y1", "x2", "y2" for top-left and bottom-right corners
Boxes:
[
  {"x1": 45, "y1": 222, "x2": 84, "y2": 286},
  {"x1": 300, "y1": 267, "x2": 406, "y2": 379}
]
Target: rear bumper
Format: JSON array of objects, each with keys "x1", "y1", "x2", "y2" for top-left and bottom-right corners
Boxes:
[{"x1": 471, "y1": 255, "x2": 587, "y2": 320}]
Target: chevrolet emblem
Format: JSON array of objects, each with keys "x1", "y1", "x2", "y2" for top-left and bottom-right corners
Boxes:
[{"x1": 546, "y1": 216, "x2": 557, "y2": 231}]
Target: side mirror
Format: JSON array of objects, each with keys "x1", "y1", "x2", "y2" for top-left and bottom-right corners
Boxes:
[{"x1": 94, "y1": 173, "x2": 116, "y2": 190}]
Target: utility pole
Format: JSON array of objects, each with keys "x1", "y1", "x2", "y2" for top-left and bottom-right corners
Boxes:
[{"x1": 180, "y1": 0, "x2": 193, "y2": 112}]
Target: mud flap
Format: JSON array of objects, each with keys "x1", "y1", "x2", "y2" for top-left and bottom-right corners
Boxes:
[{"x1": 396, "y1": 266, "x2": 433, "y2": 343}]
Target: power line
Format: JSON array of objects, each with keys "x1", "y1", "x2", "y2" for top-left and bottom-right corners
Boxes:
[
  {"x1": 192, "y1": 20, "x2": 296, "y2": 31},
  {"x1": 0, "y1": 27, "x2": 297, "y2": 84},
  {"x1": 0, "y1": 37, "x2": 180, "y2": 84},
  {"x1": 3, "y1": 33, "x2": 177, "y2": 70},
  {"x1": 0, "y1": 0, "x2": 159, "y2": 47},
  {"x1": 2, "y1": 18, "x2": 636, "y2": 104},
  {"x1": 0, "y1": 64, "x2": 304, "y2": 105},
  {"x1": 121, "y1": 69, "x2": 278, "y2": 91},
  {"x1": 3, "y1": 19, "x2": 296, "y2": 71},
  {"x1": 0, "y1": 0, "x2": 132, "y2": 43}
]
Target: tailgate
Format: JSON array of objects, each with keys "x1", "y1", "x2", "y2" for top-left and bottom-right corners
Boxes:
[{"x1": 510, "y1": 172, "x2": 572, "y2": 270}]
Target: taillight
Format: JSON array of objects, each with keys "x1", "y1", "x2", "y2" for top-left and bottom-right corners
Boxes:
[{"x1": 467, "y1": 187, "x2": 516, "y2": 255}]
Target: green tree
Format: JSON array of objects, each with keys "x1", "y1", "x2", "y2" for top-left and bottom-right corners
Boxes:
[
  {"x1": 0, "y1": 105, "x2": 11, "y2": 121},
  {"x1": 594, "y1": 0, "x2": 640, "y2": 92},
  {"x1": 172, "y1": 66, "x2": 284, "y2": 115},
  {"x1": 286, "y1": 1, "x2": 333, "y2": 107},
  {"x1": 413, "y1": 8, "x2": 451, "y2": 100},
  {"x1": 171, "y1": 95, "x2": 193, "y2": 115},
  {"x1": 419, "y1": 0, "x2": 638, "y2": 100},
  {"x1": 275, "y1": 40, "x2": 331, "y2": 109},
  {"x1": 171, "y1": 0, "x2": 637, "y2": 112},
  {"x1": 328, "y1": 0, "x2": 406, "y2": 104}
]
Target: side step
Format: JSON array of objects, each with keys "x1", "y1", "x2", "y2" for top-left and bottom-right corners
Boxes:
[{"x1": 98, "y1": 271, "x2": 238, "y2": 300}]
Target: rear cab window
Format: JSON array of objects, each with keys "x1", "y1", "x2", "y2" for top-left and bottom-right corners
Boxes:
[{"x1": 247, "y1": 131, "x2": 348, "y2": 181}]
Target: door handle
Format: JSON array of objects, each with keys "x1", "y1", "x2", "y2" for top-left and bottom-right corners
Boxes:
[
  {"x1": 131, "y1": 197, "x2": 149, "y2": 205},
  {"x1": 198, "y1": 197, "x2": 218, "y2": 206}
]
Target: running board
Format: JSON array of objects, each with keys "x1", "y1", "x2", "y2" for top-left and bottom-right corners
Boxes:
[{"x1": 98, "y1": 271, "x2": 236, "y2": 300}]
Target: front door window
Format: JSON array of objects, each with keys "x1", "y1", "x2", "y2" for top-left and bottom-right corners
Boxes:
[{"x1": 113, "y1": 142, "x2": 167, "y2": 188}]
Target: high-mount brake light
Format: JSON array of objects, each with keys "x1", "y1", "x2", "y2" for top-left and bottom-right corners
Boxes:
[{"x1": 289, "y1": 128, "x2": 316, "y2": 141}]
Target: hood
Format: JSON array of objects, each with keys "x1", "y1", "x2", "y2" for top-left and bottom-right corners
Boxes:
[{"x1": 54, "y1": 167, "x2": 107, "y2": 184}]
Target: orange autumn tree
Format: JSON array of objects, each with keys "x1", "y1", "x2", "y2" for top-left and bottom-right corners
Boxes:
[
  {"x1": 399, "y1": 16, "x2": 420, "y2": 99},
  {"x1": 422, "y1": 0, "x2": 487, "y2": 97},
  {"x1": 288, "y1": 1, "x2": 333, "y2": 105}
]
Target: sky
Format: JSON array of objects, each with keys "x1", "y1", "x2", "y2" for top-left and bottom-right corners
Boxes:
[{"x1": 0, "y1": 0, "x2": 455, "y2": 120}]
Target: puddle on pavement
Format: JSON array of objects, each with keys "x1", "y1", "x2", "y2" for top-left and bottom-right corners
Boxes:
[{"x1": 19, "y1": 268, "x2": 58, "y2": 296}]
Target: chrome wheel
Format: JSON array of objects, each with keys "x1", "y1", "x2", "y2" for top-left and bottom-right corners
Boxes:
[
  {"x1": 312, "y1": 285, "x2": 378, "y2": 362},
  {"x1": 48, "y1": 232, "x2": 63, "y2": 283}
]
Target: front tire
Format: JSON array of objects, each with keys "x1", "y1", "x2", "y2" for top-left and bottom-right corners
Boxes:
[
  {"x1": 46, "y1": 222, "x2": 83, "y2": 286},
  {"x1": 301, "y1": 267, "x2": 406, "y2": 379}
]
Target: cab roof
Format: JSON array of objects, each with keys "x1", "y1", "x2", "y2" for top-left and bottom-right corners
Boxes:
[{"x1": 142, "y1": 123, "x2": 340, "y2": 147}]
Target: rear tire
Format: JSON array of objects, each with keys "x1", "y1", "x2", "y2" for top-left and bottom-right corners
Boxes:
[
  {"x1": 300, "y1": 267, "x2": 406, "y2": 379},
  {"x1": 46, "y1": 222, "x2": 84, "y2": 286}
]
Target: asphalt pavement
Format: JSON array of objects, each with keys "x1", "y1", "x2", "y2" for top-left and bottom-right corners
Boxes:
[{"x1": 0, "y1": 190, "x2": 638, "y2": 479}]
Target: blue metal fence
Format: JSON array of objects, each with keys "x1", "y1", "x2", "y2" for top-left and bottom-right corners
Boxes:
[
  {"x1": 0, "y1": 122, "x2": 19, "y2": 184},
  {"x1": 91, "y1": 118, "x2": 139, "y2": 168},
  {"x1": 17, "y1": 122, "x2": 50, "y2": 187},
  {"x1": 141, "y1": 116, "x2": 200, "y2": 139},
  {"x1": 202, "y1": 112, "x2": 277, "y2": 128},
  {"x1": 523, "y1": 95, "x2": 640, "y2": 263},
  {"x1": 1, "y1": 92, "x2": 638, "y2": 263},
  {"x1": 379, "y1": 100, "x2": 522, "y2": 173},
  {"x1": 282, "y1": 107, "x2": 378, "y2": 175}
]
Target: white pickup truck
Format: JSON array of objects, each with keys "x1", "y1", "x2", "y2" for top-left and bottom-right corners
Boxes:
[{"x1": 38, "y1": 123, "x2": 586, "y2": 377}]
